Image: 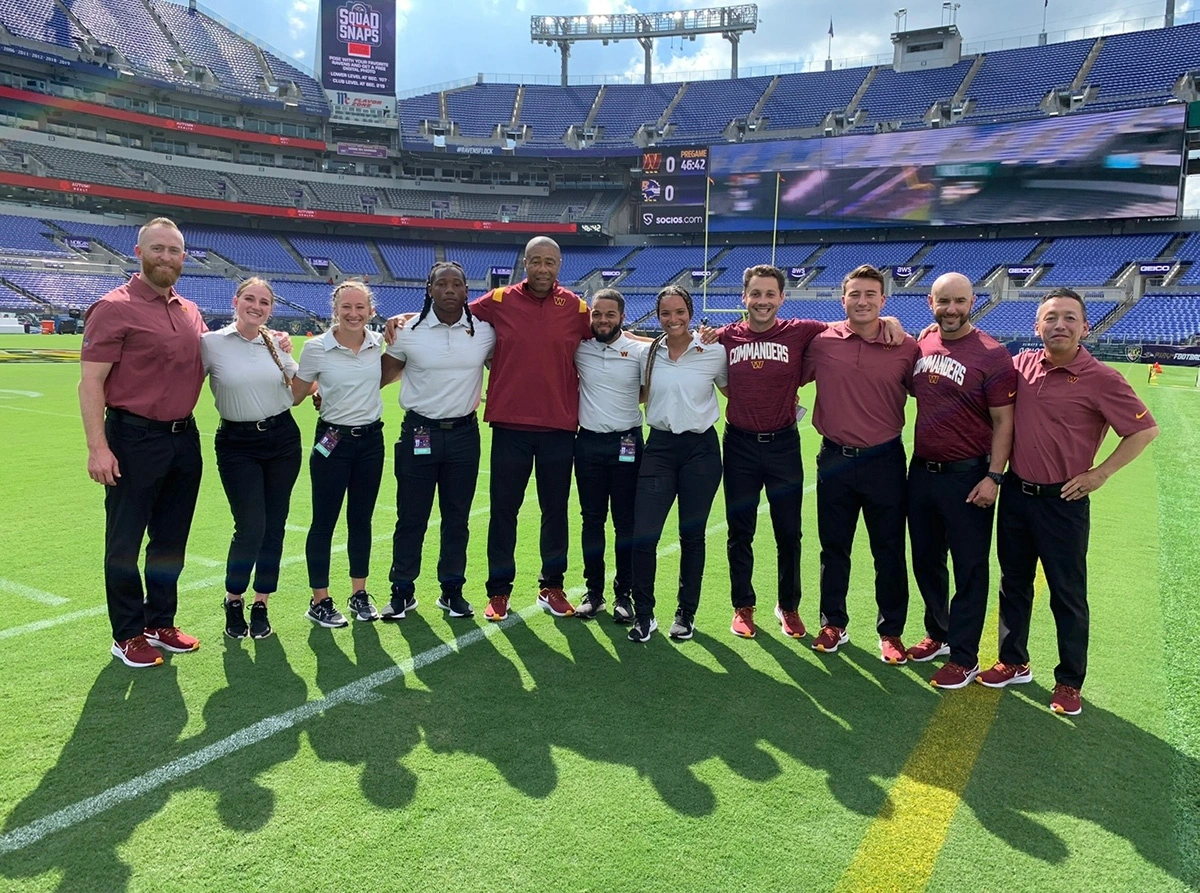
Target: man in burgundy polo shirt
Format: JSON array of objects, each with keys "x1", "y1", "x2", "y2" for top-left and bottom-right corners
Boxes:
[
  {"x1": 978, "y1": 288, "x2": 1158, "y2": 716},
  {"x1": 80, "y1": 217, "x2": 206, "y2": 669},
  {"x1": 468, "y1": 236, "x2": 592, "y2": 622},
  {"x1": 906, "y1": 272, "x2": 1016, "y2": 689},
  {"x1": 799, "y1": 263, "x2": 921, "y2": 661}
]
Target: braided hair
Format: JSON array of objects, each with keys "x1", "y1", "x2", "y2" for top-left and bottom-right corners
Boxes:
[
  {"x1": 415, "y1": 260, "x2": 475, "y2": 336},
  {"x1": 642, "y1": 285, "x2": 694, "y2": 398},
  {"x1": 330, "y1": 278, "x2": 376, "y2": 328},
  {"x1": 234, "y1": 277, "x2": 290, "y2": 387}
]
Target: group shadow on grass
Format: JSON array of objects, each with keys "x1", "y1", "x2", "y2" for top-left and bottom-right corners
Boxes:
[{"x1": 3, "y1": 614, "x2": 1197, "y2": 890}]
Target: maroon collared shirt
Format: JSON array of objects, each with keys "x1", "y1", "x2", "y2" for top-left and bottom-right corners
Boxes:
[
  {"x1": 800, "y1": 321, "x2": 920, "y2": 448},
  {"x1": 719, "y1": 318, "x2": 826, "y2": 433},
  {"x1": 469, "y1": 279, "x2": 592, "y2": 432},
  {"x1": 912, "y1": 329, "x2": 1017, "y2": 462},
  {"x1": 81, "y1": 273, "x2": 207, "y2": 421},
  {"x1": 1010, "y1": 346, "x2": 1156, "y2": 484}
]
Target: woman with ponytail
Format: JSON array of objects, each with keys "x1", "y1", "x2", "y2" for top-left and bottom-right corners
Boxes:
[
  {"x1": 627, "y1": 286, "x2": 728, "y2": 644},
  {"x1": 201, "y1": 277, "x2": 304, "y2": 640}
]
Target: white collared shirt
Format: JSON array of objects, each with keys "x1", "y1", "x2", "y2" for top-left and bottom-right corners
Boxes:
[
  {"x1": 575, "y1": 331, "x2": 648, "y2": 432},
  {"x1": 295, "y1": 328, "x2": 384, "y2": 426},
  {"x1": 201, "y1": 324, "x2": 298, "y2": 422},
  {"x1": 385, "y1": 310, "x2": 496, "y2": 419},
  {"x1": 642, "y1": 333, "x2": 728, "y2": 434}
]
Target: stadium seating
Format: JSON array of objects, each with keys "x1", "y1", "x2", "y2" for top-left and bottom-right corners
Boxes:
[
  {"x1": 979, "y1": 299, "x2": 1120, "y2": 337},
  {"x1": 669, "y1": 76, "x2": 773, "y2": 141},
  {"x1": 965, "y1": 39, "x2": 1095, "y2": 119},
  {"x1": 911, "y1": 238, "x2": 1041, "y2": 286},
  {"x1": 377, "y1": 241, "x2": 437, "y2": 280},
  {"x1": 557, "y1": 246, "x2": 637, "y2": 285},
  {"x1": 856, "y1": 60, "x2": 975, "y2": 125},
  {"x1": 0, "y1": 0, "x2": 83, "y2": 48},
  {"x1": 1036, "y1": 234, "x2": 1174, "y2": 287},
  {"x1": 440, "y1": 243, "x2": 519, "y2": 281},
  {"x1": 761, "y1": 67, "x2": 867, "y2": 130},
  {"x1": 593, "y1": 83, "x2": 678, "y2": 144},
  {"x1": 287, "y1": 235, "x2": 378, "y2": 276},
  {"x1": 618, "y1": 246, "x2": 721, "y2": 288},
  {"x1": 708, "y1": 245, "x2": 820, "y2": 286},
  {"x1": 1086, "y1": 25, "x2": 1200, "y2": 109},
  {"x1": 182, "y1": 227, "x2": 303, "y2": 273},
  {"x1": 400, "y1": 93, "x2": 441, "y2": 142},
  {"x1": 446, "y1": 84, "x2": 518, "y2": 138},
  {"x1": 520, "y1": 85, "x2": 600, "y2": 144},
  {"x1": 808, "y1": 242, "x2": 923, "y2": 287},
  {"x1": 0, "y1": 215, "x2": 69, "y2": 256},
  {"x1": 0, "y1": 270, "x2": 127, "y2": 309},
  {"x1": 1103, "y1": 294, "x2": 1200, "y2": 341}
]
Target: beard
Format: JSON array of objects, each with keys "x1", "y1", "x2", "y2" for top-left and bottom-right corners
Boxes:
[
  {"x1": 591, "y1": 323, "x2": 621, "y2": 343},
  {"x1": 142, "y1": 258, "x2": 182, "y2": 289}
]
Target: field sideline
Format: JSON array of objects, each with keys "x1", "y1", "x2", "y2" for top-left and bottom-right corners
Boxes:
[{"x1": 0, "y1": 334, "x2": 1197, "y2": 892}]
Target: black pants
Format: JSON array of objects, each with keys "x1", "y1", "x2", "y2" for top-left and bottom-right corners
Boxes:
[
  {"x1": 815, "y1": 438, "x2": 909, "y2": 636},
  {"x1": 574, "y1": 427, "x2": 642, "y2": 599},
  {"x1": 103, "y1": 415, "x2": 203, "y2": 642},
  {"x1": 305, "y1": 421, "x2": 385, "y2": 590},
  {"x1": 214, "y1": 414, "x2": 302, "y2": 597},
  {"x1": 723, "y1": 424, "x2": 803, "y2": 612},
  {"x1": 906, "y1": 461, "x2": 995, "y2": 666},
  {"x1": 389, "y1": 413, "x2": 481, "y2": 599},
  {"x1": 631, "y1": 427, "x2": 722, "y2": 619},
  {"x1": 996, "y1": 480, "x2": 1090, "y2": 688},
  {"x1": 486, "y1": 426, "x2": 576, "y2": 596}
]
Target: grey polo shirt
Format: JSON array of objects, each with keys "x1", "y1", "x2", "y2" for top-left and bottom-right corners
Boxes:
[
  {"x1": 384, "y1": 311, "x2": 496, "y2": 419},
  {"x1": 201, "y1": 325, "x2": 298, "y2": 422},
  {"x1": 295, "y1": 328, "x2": 384, "y2": 426},
  {"x1": 642, "y1": 334, "x2": 728, "y2": 434},
  {"x1": 575, "y1": 331, "x2": 648, "y2": 433}
]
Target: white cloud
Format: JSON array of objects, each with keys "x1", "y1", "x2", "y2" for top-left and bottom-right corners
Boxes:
[
  {"x1": 294, "y1": 48, "x2": 306, "y2": 59},
  {"x1": 287, "y1": 0, "x2": 308, "y2": 39}
]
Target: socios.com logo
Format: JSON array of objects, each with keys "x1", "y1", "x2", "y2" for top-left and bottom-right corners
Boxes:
[{"x1": 642, "y1": 213, "x2": 653, "y2": 226}]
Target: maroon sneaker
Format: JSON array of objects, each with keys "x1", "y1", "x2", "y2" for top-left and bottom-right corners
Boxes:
[
  {"x1": 484, "y1": 595, "x2": 510, "y2": 623},
  {"x1": 537, "y1": 587, "x2": 575, "y2": 617},
  {"x1": 731, "y1": 607, "x2": 756, "y2": 638},
  {"x1": 774, "y1": 605, "x2": 806, "y2": 639},
  {"x1": 812, "y1": 625, "x2": 848, "y2": 653},
  {"x1": 144, "y1": 627, "x2": 200, "y2": 653},
  {"x1": 976, "y1": 661, "x2": 1033, "y2": 688},
  {"x1": 905, "y1": 636, "x2": 950, "y2": 663},
  {"x1": 112, "y1": 634, "x2": 163, "y2": 668},
  {"x1": 1050, "y1": 684, "x2": 1082, "y2": 716},
  {"x1": 879, "y1": 636, "x2": 907, "y2": 664},
  {"x1": 931, "y1": 662, "x2": 979, "y2": 689}
]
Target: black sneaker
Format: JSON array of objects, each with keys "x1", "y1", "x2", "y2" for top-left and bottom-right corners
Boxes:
[
  {"x1": 381, "y1": 593, "x2": 417, "y2": 622},
  {"x1": 347, "y1": 590, "x2": 380, "y2": 622},
  {"x1": 224, "y1": 598, "x2": 248, "y2": 639},
  {"x1": 575, "y1": 592, "x2": 605, "y2": 620},
  {"x1": 627, "y1": 615, "x2": 657, "y2": 643},
  {"x1": 436, "y1": 592, "x2": 474, "y2": 617},
  {"x1": 249, "y1": 602, "x2": 272, "y2": 639},
  {"x1": 306, "y1": 597, "x2": 348, "y2": 629},
  {"x1": 669, "y1": 610, "x2": 695, "y2": 641},
  {"x1": 612, "y1": 595, "x2": 634, "y2": 625}
]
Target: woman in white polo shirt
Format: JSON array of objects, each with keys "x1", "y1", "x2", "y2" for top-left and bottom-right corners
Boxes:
[
  {"x1": 628, "y1": 285, "x2": 728, "y2": 644},
  {"x1": 201, "y1": 277, "x2": 302, "y2": 640},
  {"x1": 291, "y1": 279, "x2": 386, "y2": 629}
]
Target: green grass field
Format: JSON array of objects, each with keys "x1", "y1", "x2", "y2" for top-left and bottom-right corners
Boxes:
[{"x1": 0, "y1": 334, "x2": 1197, "y2": 892}]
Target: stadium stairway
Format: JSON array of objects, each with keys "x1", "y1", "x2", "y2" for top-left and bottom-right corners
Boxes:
[
  {"x1": 278, "y1": 237, "x2": 314, "y2": 277},
  {"x1": 365, "y1": 242, "x2": 393, "y2": 283}
]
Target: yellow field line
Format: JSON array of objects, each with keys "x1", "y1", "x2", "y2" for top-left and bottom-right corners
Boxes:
[{"x1": 834, "y1": 564, "x2": 1046, "y2": 892}]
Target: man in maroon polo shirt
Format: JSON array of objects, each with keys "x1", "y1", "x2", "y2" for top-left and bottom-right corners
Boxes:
[
  {"x1": 80, "y1": 217, "x2": 206, "y2": 668},
  {"x1": 906, "y1": 272, "x2": 1016, "y2": 689},
  {"x1": 468, "y1": 236, "x2": 592, "y2": 622},
  {"x1": 977, "y1": 287, "x2": 1158, "y2": 716},
  {"x1": 799, "y1": 263, "x2": 921, "y2": 662}
]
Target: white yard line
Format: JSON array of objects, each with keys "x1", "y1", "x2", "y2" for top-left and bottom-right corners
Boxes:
[{"x1": 0, "y1": 578, "x2": 70, "y2": 606}]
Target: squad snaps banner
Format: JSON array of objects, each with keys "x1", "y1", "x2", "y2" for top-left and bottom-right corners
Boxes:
[{"x1": 318, "y1": 0, "x2": 397, "y2": 128}]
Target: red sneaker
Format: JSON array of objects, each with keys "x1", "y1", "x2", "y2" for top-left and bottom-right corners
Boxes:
[
  {"x1": 537, "y1": 587, "x2": 575, "y2": 617},
  {"x1": 144, "y1": 627, "x2": 200, "y2": 653},
  {"x1": 484, "y1": 595, "x2": 510, "y2": 622},
  {"x1": 905, "y1": 636, "x2": 950, "y2": 663},
  {"x1": 774, "y1": 604, "x2": 806, "y2": 639},
  {"x1": 112, "y1": 634, "x2": 163, "y2": 668},
  {"x1": 976, "y1": 661, "x2": 1033, "y2": 688},
  {"x1": 812, "y1": 625, "x2": 848, "y2": 653},
  {"x1": 731, "y1": 606, "x2": 756, "y2": 638},
  {"x1": 879, "y1": 636, "x2": 907, "y2": 665},
  {"x1": 1050, "y1": 684, "x2": 1082, "y2": 716},
  {"x1": 931, "y1": 662, "x2": 979, "y2": 689}
]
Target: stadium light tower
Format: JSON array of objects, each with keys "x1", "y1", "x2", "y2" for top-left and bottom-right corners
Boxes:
[{"x1": 531, "y1": 5, "x2": 758, "y2": 86}]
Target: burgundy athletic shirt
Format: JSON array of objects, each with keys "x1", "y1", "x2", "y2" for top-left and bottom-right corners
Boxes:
[{"x1": 720, "y1": 318, "x2": 826, "y2": 433}]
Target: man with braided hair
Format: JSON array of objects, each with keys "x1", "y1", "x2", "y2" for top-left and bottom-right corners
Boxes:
[{"x1": 380, "y1": 261, "x2": 495, "y2": 619}]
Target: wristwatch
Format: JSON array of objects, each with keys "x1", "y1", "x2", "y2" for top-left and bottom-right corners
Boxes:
[{"x1": 986, "y1": 471, "x2": 1004, "y2": 486}]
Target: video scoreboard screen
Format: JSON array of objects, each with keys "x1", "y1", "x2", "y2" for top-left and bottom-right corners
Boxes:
[{"x1": 637, "y1": 146, "x2": 709, "y2": 234}]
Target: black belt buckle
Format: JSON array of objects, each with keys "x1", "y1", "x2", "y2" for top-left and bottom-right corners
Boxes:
[
  {"x1": 439, "y1": 420, "x2": 455, "y2": 430},
  {"x1": 1020, "y1": 480, "x2": 1039, "y2": 496},
  {"x1": 924, "y1": 460, "x2": 945, "y2": 473},
  {"x1": 170, "y1": 419, "x2": 189, "y2": 434},
  {"x1": 756, "y1": 432, "x2": 774, "y2": 443},
  {"x1": 349, "y1": 426, "x2": 365, "y2": 437},
  {"x1": 255, "y1": 419, "x2": 269, "y2": 432},
  {"x1": 839, "y1": 445, "x2": 858, "y2": 458}
]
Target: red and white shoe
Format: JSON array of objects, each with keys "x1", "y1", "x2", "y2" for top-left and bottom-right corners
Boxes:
[
  {"x1": 1050, "y1": 684, "x2": 1082, "y2": 716},
  {"x1": 774, "y1": 605, "x2": 806, "y2": 639},
  {"x1": 931, "y1": 662, "x2": 979, "y2": 690},
  {"x1": 905, "y1": 636, "x2": 950, "y2": 663},
  {"x1": 731, "y1": 607, "x2": 756, "y2": 638},
  {"x1": 112, "y1": 635, "x2": 163, "y2": 668},
  {"x1": 812, "y1": 625, "x2": 848, "y2": 653},
  {"x1": 537, "y1": 588, "x2": 575, "y2": 617},
  {"x1": 879, "y1": 636, "x2": 907, "y2": 665},
  {"x1": 976, "y1": 661, "x2": 1033, "y2": 688},
  {"x1": 144, "y1": 627, "x2": 200, "y2": 653},
  {"x1": 484, "y1": 595, "x2": 510, "y2": 623}
]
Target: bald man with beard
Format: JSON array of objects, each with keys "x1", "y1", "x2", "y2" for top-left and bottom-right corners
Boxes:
[{"x1": 906, "y1": 272, "x2": 1016, "y2": 689}]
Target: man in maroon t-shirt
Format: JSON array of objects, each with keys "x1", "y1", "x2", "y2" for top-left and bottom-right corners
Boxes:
[
  {"x1": 906, "y1": 272, "x2": 1016, "y2": 690},
  {"x1": 977, "y1": 288, "x2": 1158, "y2": 716}
]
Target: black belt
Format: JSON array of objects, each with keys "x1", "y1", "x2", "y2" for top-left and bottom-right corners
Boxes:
[
  {"x1": 822, "y1": 436, "x2": 900, "y2": 459},
  {"x1": 220, "y1": 410, "x2": 292, "y2": 432},
  {"x1": 1007, "y1": 471, "x2": 1065, "y2": 498},
  {"x1": 726, "y1": 423, "x2": 797, "y2": 443},
  {"x1": 578, "y1": 426, "x2": 640, "y2": 437},
  {"x1": 318, "y1": 419, "x2": 383, "y2": 437},
  {"x1": 405, "y1": 411, "x2": 476, "y2": 430},
  {"x1": 913, "y1": 454, "x2": 989, "y2": 474},
  {"x1": 107, "y1": 408, "x2": 195, "y2": 434}
]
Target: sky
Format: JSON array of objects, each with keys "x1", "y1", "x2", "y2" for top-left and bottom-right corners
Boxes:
[{"x1": 200, "y1": 0, "x2": 1192, "y2": 91}]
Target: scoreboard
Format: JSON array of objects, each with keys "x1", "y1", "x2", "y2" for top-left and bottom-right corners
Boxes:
[{"x1": 637, "y1": 146, "x2": 709, "y2": 234}]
